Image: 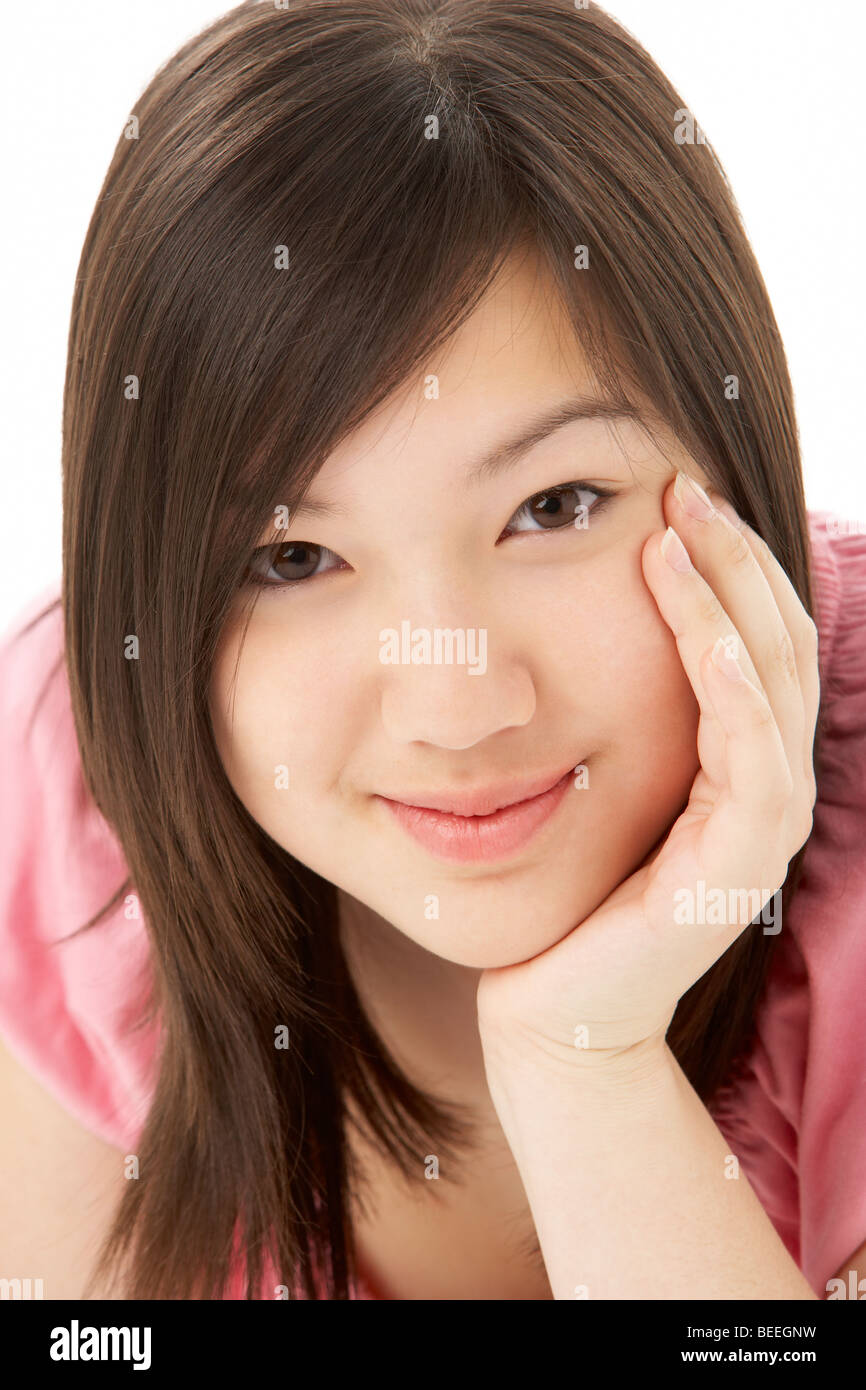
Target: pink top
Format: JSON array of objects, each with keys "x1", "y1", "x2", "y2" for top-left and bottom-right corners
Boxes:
[{"x1": 1, "y1": 509, "x2": 865, "y2": 1300}]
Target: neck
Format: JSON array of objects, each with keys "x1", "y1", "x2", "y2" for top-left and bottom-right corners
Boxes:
[
  {"x1": 335, "y1": 888, "x2": 551, "y2": 1296},
  {"x1": 336, "y1": 888, "x2": 502, "y2": 1130}
]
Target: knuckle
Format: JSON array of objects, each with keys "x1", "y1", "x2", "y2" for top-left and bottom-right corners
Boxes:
[
  {"x1": 721, "y1": 523, "x2": 754, "y2": 570},
  {"x1": 767, "y1": 781, "x2": 794, "y2": 826},
  {"x1": 751, "y1": 692, "x2": 777, "y2": 729},
  {"x1": 697, "y1": 589, "x2": 726, "y2": 627},
  {"x1": 772, "y1": 628, "x2": 799, "y2": 682}
]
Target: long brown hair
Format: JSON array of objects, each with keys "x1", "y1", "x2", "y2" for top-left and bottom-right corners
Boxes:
[{"x1": 42, "y1": 0, "x2": 822, "y2": 1297}]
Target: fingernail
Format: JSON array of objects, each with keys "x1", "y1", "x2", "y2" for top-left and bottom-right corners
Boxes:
[
  {"x1": 674, "y1": 470, "x2": 716, "y2": 520},
  {"x1": 711, "y1": 635, "x2": 744, "y2": 681},
  {"x1": 660, "y1": 525, "x2": 692, "y2": 573}
]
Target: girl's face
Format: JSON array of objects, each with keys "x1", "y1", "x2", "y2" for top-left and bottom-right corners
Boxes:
[{"x1": 210, "y1": 252, "x2": 706, "y2": 968}]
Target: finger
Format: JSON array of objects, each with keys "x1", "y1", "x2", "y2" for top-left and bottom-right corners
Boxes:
[
  {"x1": 698, "y1": 638, "x2": 804, "y2": 892},
  {"x1": 642, "y1": 522, "x2": 765, "y2": 717},
  {"x1": 705, "y1": 488, "x2": 820, "y2": 802},
  {"x1": 641, "y1": 524, "x2": 758, "y2": 793},
  {"x1": 666, "y1": 473, "x2": 806, "y2": 785}
]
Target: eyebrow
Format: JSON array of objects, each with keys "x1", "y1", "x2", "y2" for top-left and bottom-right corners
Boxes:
[
  {"x1": 288, "y1": 394, "x2": 643, "y2": 520},
  {"x1": 465, "y1": 394, "x2": 643, "y2": 484}
]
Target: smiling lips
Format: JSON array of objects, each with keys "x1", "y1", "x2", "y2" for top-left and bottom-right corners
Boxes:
[{"x1": 375, "y1": 764, "x2": 577, "y2": 863}]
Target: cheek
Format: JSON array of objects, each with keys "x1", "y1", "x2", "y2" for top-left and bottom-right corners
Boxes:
[
  {"x1": 596, "y1": 566, "x2": 701, "y2": 858},
  {"x1": 607, "y1": 608, "x2": 702, "y2": 834},
  {"x1": 599, "y1": 570, "x2": 699, "y2": 742},
  {"x1": 538, "y1": 542, "x2": 695, "y2": 724},
  {"x1": 209, "y1": 618, "x2": 346, "y2": 815},
  {"x1": 538, "y1": 548, "x2": 700, "y2": 850},
  {"x1": 209, "y1": 606, "x2": 382, "y2": 887}
]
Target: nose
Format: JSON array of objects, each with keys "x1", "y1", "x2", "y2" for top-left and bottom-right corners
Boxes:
[{"x1": 378, "y1": 620, "x2": 535, "y2": 749}]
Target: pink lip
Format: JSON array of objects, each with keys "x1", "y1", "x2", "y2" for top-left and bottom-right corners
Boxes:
[{"x1": 375, "y1": 764, "x2": 578, "y2": 864}]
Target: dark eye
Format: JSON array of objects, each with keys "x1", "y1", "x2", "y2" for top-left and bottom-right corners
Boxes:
[
  {"x1": 246, "y1": 541, "x2": 346, "y2": 587},
  {"x1": 502, "y1": 482, "x2": 615, "y2": 535}
]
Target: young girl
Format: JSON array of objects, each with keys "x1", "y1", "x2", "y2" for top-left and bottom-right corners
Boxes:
[{"x1": 1, "y1": 0, "x2": 864, "y2": 1301}]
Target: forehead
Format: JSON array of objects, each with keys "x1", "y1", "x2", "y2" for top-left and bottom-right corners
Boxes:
[{"x1": 308, "y1": 250, "x2": 604, "y2": 494}]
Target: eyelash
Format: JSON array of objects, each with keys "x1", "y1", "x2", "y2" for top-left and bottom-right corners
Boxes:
[
  {"x1": 503, "y1": 481, "x2": 616, "y2": 537},
  {"x1": 245, "y1": 480, "x2": 618, "y2": 590}
]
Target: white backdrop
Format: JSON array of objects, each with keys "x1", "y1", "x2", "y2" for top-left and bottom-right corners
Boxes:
[{"x1": 2, "y1": 0, "x2": 863, "y2": 633}]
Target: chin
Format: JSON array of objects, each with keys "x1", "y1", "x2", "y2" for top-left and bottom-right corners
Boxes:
[{"x1": 386, "y1": 877, "x2": 607, "y2": 971}]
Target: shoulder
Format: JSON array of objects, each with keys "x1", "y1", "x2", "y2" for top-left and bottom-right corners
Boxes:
[
  {"x1": 0, "y1": 580, "x2": 108, "y2": 949},
  {"x1": 0, "y1": 582, "x2": 157, "y2": 1155},
  {"x1": 0, "y1": 582, "x2": 66, "y2": 774}
]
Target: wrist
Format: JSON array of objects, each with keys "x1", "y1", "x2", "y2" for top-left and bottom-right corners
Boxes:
[
  {"x1": 479, "y1": 1017, "x2": 672, "y2": 1091},
  {"x1": 479, "y1": 1026, "x2": 676, "y2": 1167}
]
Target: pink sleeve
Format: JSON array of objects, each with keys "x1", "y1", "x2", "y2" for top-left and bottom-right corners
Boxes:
[
  {"x1": 709, "y1": 512, "x2": 866, "y2": 1297},
  {"x1": 0, "y1": 582, "x2": 158, "y2": 1152}
]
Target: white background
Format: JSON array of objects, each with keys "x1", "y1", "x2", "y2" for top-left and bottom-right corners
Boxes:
[{"x1": 2, "y1": 0, "x2": 863, "y2": 633}]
